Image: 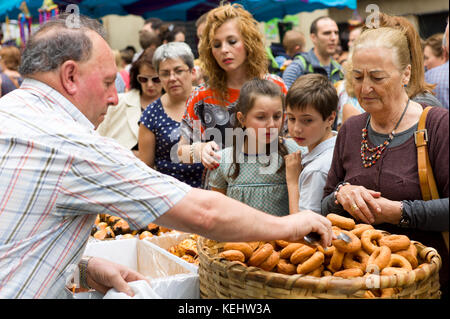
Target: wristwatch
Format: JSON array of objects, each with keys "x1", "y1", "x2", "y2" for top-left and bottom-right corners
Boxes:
[
  {"x1": 79, "y1": 256, "x2": 92, "y2": 289},
  {"x1": 398, "y1": 201, "x2": 410, "y2": 228},
  {"x1": 334, "y1": 181, "x2": 350, "y2": 202}
]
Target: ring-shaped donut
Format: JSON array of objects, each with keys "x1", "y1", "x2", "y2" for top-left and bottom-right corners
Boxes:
[
  {"x1": 333, "y1": 268, "x2": 364, "y2": 278},
  {"x1": 259, "y1": 251, "x2": 280, "y2": 271},
  {"x1": 350, "y1": 224, "x2": 374, "y2": 238},
  {"x1": 248, "y1": 243, "x2": 273, "y2": 267},
  {"x1": 329, "y1": 248, "x2": 345, "y2": 272},
  {"x1": 332, "y1": 230, "x2": 361, "y2": 253},
  {"x1": 223, "y1": 242, "x2": 254, "y2": 260},
  {"x1": 305, "y1": 265, "x2": 324, "y2": 277},
  {"x1": 280, "y1": 243, "x2": 303, "y2": 259},
  {"x1": 366, "y1": 246, "x2": 391, "y2": 273},
  {"x1": 387, "y1": 253, "x2": 413, "y2": 271},
  {"x1": 219, "y1": 249, "x2": 246, "y2": 263},
  {"x1": 290, "y1": 245, "x2": 316, "y2": 264},
  {"x1": 275, "y1": 240, "x2": 290, "y2": 249},
  {"x1": 343, "y1": 250, "x2": 370, "y2": 271},
  {"x1": 379, "y1": 235, "x2": 411, "y2": 252},
  {"x1": 396, "y1": 243, "x2": 418, "y2": 269},
  {"x1": 276, "y1": 258, "x2": 297, "y2": 275},
  {"x1": 297, "y1": 251, "x2": 325, "y2": 274},
  {"x1": 327, "y1": 213, "x2": 356, "y2": 230},
  {"x1": 361, "y1": 229, "x2": 384, "y2": 254}
]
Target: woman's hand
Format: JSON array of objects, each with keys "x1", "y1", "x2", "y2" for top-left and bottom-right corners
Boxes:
[
  {"x1": 335, "y1": 184, "x2": 382, "y2": 224},
  {"x1": 285, "y1": 151, "x2": 302, "y2": 185},
  {"x1": 371, "y1": 197, "x2": 403, "y2": 225},
  {"x1": 86, "y1": 257, "x2": 148, "y2": 296},
  {"x1": 200, "y1": 141, "x2": 221, "y2": 170}
]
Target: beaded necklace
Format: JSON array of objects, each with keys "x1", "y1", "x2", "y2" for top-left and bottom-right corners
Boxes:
[{"x1": 360, "y1": 99, "x2": 410, "y2": 168}]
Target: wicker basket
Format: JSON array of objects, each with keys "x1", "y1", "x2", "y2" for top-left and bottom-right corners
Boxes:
[{"x1": 197, "y1": 237, "x2": 442, "y2": 299}]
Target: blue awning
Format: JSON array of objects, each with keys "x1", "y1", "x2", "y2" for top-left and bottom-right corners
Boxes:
[{"x1": 1, "y1": 0, "x2": 357, "y2": 22}]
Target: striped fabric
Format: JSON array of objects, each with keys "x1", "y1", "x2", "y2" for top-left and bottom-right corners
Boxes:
[{"x1": 0, "y1": 79, "x2": 191, "y2": 298}]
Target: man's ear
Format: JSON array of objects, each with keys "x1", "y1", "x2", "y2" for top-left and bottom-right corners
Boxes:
[
  {"x1": 60, "y1": 60, "x2": 78, "y2": 96},
  {"x1": 310, "y1": 33, "x2": 317, "y2": 46}
]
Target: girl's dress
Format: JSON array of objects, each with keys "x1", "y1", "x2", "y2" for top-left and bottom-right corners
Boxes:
[{"x1": 208, "y1": 138, "x2": 304, "y2": 216}]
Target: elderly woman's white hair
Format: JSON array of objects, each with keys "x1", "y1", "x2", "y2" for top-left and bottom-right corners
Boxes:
[{"x1": 152, "y1": 42, "x2": 195, "y2": 72}]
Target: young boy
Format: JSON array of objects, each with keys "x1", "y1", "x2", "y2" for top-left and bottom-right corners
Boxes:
[{"x1": 285, "y1": 73, "x2": 338, "y2": 214}]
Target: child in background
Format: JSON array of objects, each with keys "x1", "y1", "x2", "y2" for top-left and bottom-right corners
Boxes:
[
  {"x1": 208, "y1": 79, "x2": 303, "y2": 216},
  {"x1": 285, "y1": 74, "x2": 338, "y2": 214}
]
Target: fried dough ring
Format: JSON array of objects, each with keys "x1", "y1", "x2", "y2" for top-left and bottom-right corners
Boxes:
[
  {"x1": 290, "y1": 245, "x2": 316, "y2": 264},
  {"x1": 280, "y1": 243, "x2": 303, "y2": 259},
  {"x1": 248, "y1": 243, "x2": 274, "y2": 267},
  {"x1": 361, "y1": 229, "x2": 383, "y2": 254},
  {"x1": 305, "y1": 265, "x2": 324, "y2": 277},
  {"x1": 276, "y1": 258, "x2": 297, "y2": 275},
  {"x1": 259, "y1": 251, "x2": 280, "y2": 271},
  {"x1": 329, "y1": 248, "x2": 345, "y2": 272},
  {"x1": 367, "y1": 246, "x2": 391, "y2": 273},
  {"x1": 332, "y1": 230, "x2": 361, "y2": 253},
  {"x1": 396, "y1": 243, "x2": 418, "y2": 269},
  {"x1": 379, "y1": 235, "x2": 411, "y2": 252},
  {"x1": 219, "y1": 250, "x2": 246, "y2": 263},
  {"x1": 275, "y1": 240, "x2": 290, "y2": 249},
  {"x1": 248, "y1": 241, "x2": 262, "y2": 251},
  {"x1": 333, "y1": 268, "x2": 364, "y2": 278},
  {"x1": 387, "y1": 254, "x2": 413, "y2": 271},
  {"x1": 297, "y1": 251, "x2": 325, "y2": 274},
  {"x1": 350, "y1": 224, "x2": 374, "y2": 238},
  {"x1": 223, "y1": 242, "x2": 253, "y2": 260},
  {"x1": 343, "y1": 250, "x2": 370, "y2": 271},
  {"x1": 327, "y1": 213, "x2": 356, "y2": 230}
]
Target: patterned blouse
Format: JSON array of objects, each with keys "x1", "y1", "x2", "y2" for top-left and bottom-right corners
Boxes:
[{"x1": 140, "y1": 98, "x2": 204, "y2": 188}]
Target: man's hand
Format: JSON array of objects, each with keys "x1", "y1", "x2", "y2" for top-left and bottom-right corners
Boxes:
[
  {"x1": 86, "y1": 257, "x2": 148, "y2": 296},
  {"x1": 283, "y1": 210, "x2": 335, "y2": 247}
]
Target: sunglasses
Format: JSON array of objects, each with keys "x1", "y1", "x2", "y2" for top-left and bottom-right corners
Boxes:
[{"x1": 137, "y1": 75, "x2": 161, "y2": 84}]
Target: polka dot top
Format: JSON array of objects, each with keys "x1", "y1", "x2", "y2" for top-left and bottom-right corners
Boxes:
[{"x1": 140, "y1": 98, "x2": 204, "y2": 188}]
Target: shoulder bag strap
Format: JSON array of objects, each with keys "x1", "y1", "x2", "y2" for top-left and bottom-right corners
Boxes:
[
  {"x1": 415, "y1": 106, "x2": 448, "y2": 250},
  {"x1": 415, "y1": 106, "x2": 439, "y2": 200}
]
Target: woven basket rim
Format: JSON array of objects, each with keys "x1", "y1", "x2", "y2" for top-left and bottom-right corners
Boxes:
[{"x1": 197, "y1": 236, "x2": 442, "y2": 293}]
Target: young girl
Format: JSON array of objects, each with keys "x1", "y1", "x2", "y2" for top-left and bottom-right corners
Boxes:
[{"x1": 208, "y1": 79, "x2": 304, "y2": 216}]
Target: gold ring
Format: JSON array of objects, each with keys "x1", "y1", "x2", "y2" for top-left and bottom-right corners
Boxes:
[{"x1": 351, "y1": 203, "x2": 358, "y2": 211}]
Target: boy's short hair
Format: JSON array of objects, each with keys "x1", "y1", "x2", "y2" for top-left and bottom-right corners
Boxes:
[
  {"x1": 282, "y1": 30, "x2": 305, "y2": 55},
  {"x1": 286, "y1": 74, "x2": 338, "y2": 120}
]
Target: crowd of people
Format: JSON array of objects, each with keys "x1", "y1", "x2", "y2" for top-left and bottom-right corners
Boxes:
[{"x1": 0, "y1": 3, "x2": 448, "y2": 299}]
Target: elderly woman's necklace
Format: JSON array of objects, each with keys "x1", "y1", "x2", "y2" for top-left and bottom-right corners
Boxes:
[{"x1": 360, "y1": 99, "x2": 410, "y2": 168}]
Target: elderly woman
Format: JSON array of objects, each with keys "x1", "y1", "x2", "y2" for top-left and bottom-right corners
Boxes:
[
  {"x1": 176, "y1": 3, "x2": 287, "y2": 173},
  {"x1": 96, "y1": 47, "x2": 163, "y2": 153},
  {"x1": 321, "y1": 27, "x2": 448, "y2": 295},
  {"x1": 138, "y1": 42, "x2": 204, "y2": 188}
]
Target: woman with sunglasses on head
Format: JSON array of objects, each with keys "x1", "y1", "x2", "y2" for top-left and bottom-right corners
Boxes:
[
  {"x1": 97, "y1": 47, "x2": 163, "y2": 156},
  {"x1": 177, "y1": 4, "x2": 287, "y2": 180},
  {"x1": 138, "y1": 42, "x2": 204, "y2": 187}
]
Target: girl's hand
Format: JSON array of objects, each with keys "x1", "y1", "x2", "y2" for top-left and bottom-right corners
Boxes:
[
  {"x1": 285, "y1": 151, "x2": 302, "y2": 185},
  {"x1": 201, "y1": 141, "x2": 221, "y2": 170},
  {"x1": 335, "y1": 184, "x2": 381, "y2": 224}
]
